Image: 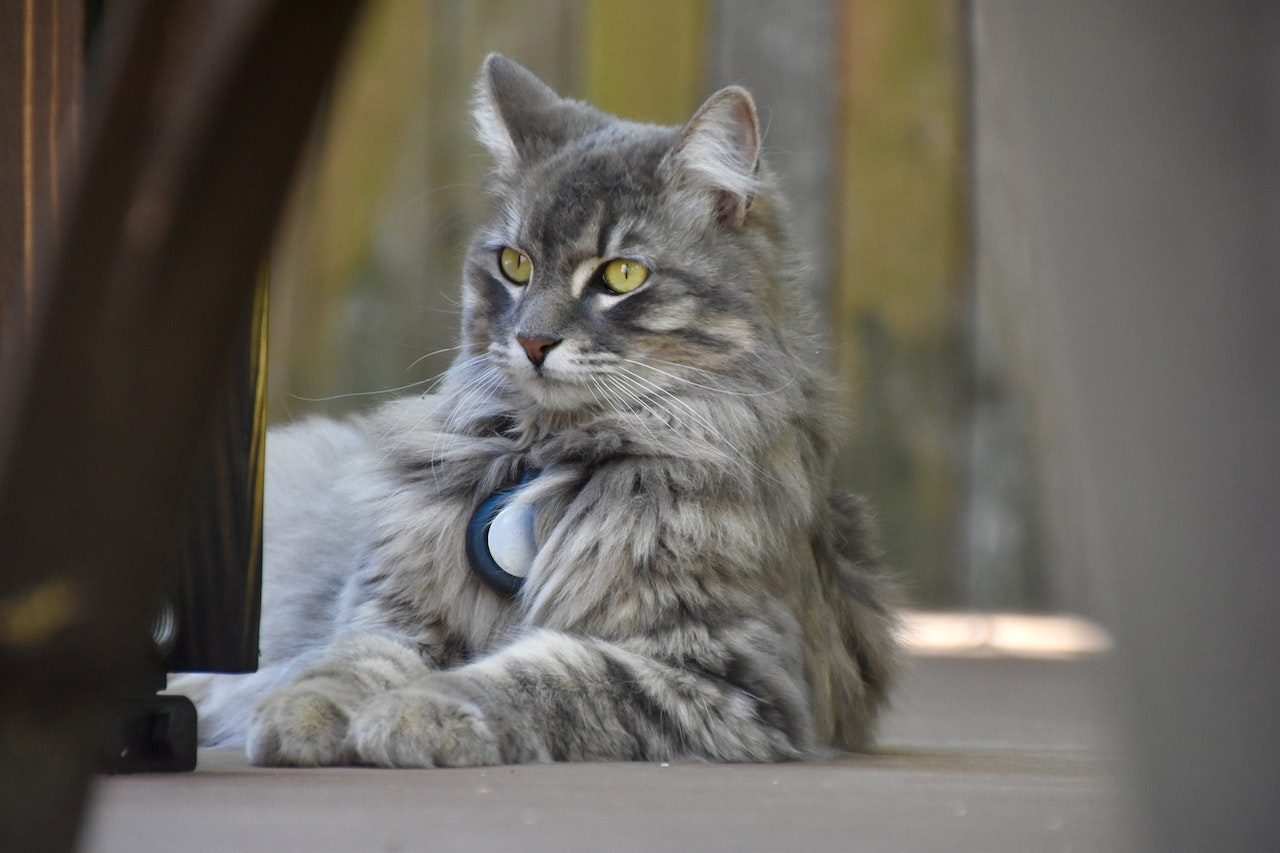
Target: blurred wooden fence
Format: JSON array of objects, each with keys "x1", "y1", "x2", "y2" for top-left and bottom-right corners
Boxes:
[{"x1": 269, "y1": 0, "x2": 1044, "y2": 609}]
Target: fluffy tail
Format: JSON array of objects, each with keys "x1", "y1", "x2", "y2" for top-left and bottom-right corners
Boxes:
[{"x1": 803, "y1": 490, "x2": 902, "y2": 751}]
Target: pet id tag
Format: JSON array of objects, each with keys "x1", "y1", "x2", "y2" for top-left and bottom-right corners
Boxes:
[{"x1": 466, "y1": 468, "x2": 540, "y2": 597}]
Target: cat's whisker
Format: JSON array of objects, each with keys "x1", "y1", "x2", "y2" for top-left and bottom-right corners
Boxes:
[
  {"x1": 598, "y1": 374, "x2": 667, "y2": 454},
  {"x1": 456, "y1": 374, "x2": 505, "y2": 429},
  {"x1": 583, "y1": 375, "x2": 610, "y2": 417},
  {"x1": 370, "y1": 355, "x2": 492, "y2": 450},
  {"x1": 615, "y1": 365, "x2": 735, "y2": 442},
  {"x1": 403, "y1": 343, "x2": 470, "y2": 374},
  {"x1": 440, "y1": 368, "x2": 501, "y2": 435},
  {"x1": 290, "y1": 370, "x2": 459, "y2": 403},
  {"x1": 599, "y1": 371, "x2": 691, "y2": 445},
  {"x1": 427, "y1": 368, "x2": 502, "y2": 488},
  {"x1": 310, "y1": 357, "x2": 487, "y2": 430},
  {"x1": 375, "y1": 358, "x2": 494, "y2": 472},
  {"x1": 614, "y1": 366, "x2": 783, "y2": 487},
  {"x1": 418, "y1": 354, "x2": 491, "y2": 399},
  {"x1": 639, "y1": 355, "x2": 797, "y2": 393},
  {"x1": 622, "y1": 381, "x2": 728, "y2": 465},
  {"x1": 621, "y1": 357, "x2": 797, "y2": 398},
  {"x1": 389, "y1": 181, "x2": 482, "y2": 217}
]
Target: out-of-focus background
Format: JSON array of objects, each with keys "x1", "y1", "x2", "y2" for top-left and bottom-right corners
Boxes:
[{"x1": 269, "y1": 0, "x2": 1032, "y2": 612}]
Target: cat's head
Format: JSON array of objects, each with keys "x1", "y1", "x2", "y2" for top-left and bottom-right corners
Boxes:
[{"x1": 461, "y1": 55, "x2": 797, "y2": 413}]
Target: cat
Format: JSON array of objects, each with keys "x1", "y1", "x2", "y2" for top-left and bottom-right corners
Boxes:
[{"x1": 173, "y1": 54, "x2": 900, "y2": 767}]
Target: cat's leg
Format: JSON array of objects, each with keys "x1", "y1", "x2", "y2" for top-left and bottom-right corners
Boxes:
[
  {"x1": 247, "y1": 631, "x2": 430, "y2": 766},
  {"x1": 347, "y1": 625, "x2": 814, "y2": 768}
]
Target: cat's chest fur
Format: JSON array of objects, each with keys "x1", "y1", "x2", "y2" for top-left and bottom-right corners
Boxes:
[{"x1": 352, "y1": 414, "x2": 606, "y2": 653}]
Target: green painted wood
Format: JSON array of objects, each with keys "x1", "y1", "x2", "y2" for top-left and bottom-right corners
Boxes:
[
  {"x1": 834, "y1": 0, "x2": 969, "y2": 606},
  {"x1": 582, "y1": 0, "x2": 708, "y2": 125}
]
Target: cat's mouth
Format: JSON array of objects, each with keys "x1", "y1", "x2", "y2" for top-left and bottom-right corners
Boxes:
[{"x1": 502, "y1": 355, "x2": 598, "y2": 412}]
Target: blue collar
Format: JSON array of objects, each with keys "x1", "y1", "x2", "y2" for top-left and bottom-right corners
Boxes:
[{"x1": 465, "y1": 468, "x2": 540, "y2": 597}]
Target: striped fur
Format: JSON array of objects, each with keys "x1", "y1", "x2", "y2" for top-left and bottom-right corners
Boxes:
[{"x1": 175, "y1": 55, "x2": 900, "y2": 767}]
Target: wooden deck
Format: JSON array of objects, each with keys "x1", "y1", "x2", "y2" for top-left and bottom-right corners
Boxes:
[{"x1": 82, "y1": 656, "x2": 1131, "y2": 852}]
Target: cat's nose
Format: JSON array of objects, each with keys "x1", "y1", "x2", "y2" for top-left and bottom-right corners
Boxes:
[{"x1": 516, "y1": 335, "x2": 562, "y2": 367}]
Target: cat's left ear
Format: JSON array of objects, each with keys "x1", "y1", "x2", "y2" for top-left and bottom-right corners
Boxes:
[
  {"x1": 472, "y1": 54, "x2": 598, "y2": 175},
  {"x1": 667, "y1": 87, "x2": 762, "y2": 226}
]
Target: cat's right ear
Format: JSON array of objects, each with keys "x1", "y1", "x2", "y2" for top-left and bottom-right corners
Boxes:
[
  {"x1": 473, "y1": 54, "x2": 573, "y2": 174},
  {"x1": 667, "y1": 87, "x2": 762, "y2": 226}
]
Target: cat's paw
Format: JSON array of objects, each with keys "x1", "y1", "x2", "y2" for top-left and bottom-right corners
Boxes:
[
  {"x1": 247, "y1": 684, "x2": 355, "y2": 767},
  {"x1": 348, "y1": 685, "x2": 502, "y2": 768}
]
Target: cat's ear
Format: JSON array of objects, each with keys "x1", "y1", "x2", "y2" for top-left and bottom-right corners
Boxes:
[
  {"x1": 668, "y1": 87, "x2": 762, "y2": 225},
  {"x1": 473, "y1": 54, "x2": 582, "y2": 174}
]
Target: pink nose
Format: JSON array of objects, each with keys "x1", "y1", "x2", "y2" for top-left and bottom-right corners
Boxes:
[{"x1": 516, "y1": 336, "x2": 561, "y2": 367}]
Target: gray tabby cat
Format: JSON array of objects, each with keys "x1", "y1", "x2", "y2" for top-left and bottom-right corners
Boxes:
[{"x1": 175, "y1": 55, "x2": 899, "y2": 767}]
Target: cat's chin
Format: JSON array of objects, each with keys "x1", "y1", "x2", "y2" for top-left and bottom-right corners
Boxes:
[{"x1": 512, "y1": 373, "x2": 598, "y2": 413}]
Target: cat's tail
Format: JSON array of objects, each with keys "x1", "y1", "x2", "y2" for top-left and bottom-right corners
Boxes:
[
  {"x1": 819, "y1": 490, "x2": 903, "y2": 751},
  {"x1": 829, "y1": 491, "x2": 901, "y2": 708}
]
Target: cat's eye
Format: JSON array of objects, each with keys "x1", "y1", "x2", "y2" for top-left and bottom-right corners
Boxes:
[
  {"x1": 600, "y1": 258, "x2": 649, "y2": 294},
  {"x1": 498, "y1": 247, "x2": 533, "y2": 284}
]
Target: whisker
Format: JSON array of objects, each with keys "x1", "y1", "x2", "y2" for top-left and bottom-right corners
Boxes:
[
  {"x1": 403, "y1": 343, "x2": 469, "y2": 373},
  {"x1": 390, "y1": 181, "x2": 482, "y2": 216},
  {"x1": 291, "y1": 373, "x2": 453, "y2": 403},
  {"x1": 374, "y1": 356, "x2": 491, "y2": 453},
  {"x1": 426, "y1": 367, "x2": 502, "y2": 485},
  {"x1": 599, "y1": 375, "x2": 665, "y2": 453},
  {"x1": 622, "y1": 357, "x2": 797, "y2": 397},
  {"x1": 614, "y1": 365, "x2": 783, "y2": 488},
  {"x1": 605, "y1": 374, "x2": 705, "y2": 460},
  {"x1": 289, "y1": 350, "x2": 484, "y2": 403}
]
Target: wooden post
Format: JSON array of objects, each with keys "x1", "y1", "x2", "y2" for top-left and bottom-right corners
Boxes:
[
  {"x1": 168, "y1": 273, "x2": 268, "y2": 673},
  {"x1": 707, "y1": 0, "x2": 837, "y2": 310},
  {"x1": 0, "y1": 1, "x2": 363, "y2": 845},
  {"x1": 0, "y1": 0, "x2": 82, "y2": 357}
]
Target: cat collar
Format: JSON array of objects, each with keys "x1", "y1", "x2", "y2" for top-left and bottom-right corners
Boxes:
[{"x1": 465, "y1": 468, "x2": 540, "y2": 597}]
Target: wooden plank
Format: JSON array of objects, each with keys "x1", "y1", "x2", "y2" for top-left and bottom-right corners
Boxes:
[
  {"x1": 706, "y1": 0, "x2": 838, "y2": 308},
  {"x1": 0, "y1": 0, "x2": 82, "y2": 359},
  {"x1": 965, "y1": 2, "x2": 1045, "y2": 608},
  {"x1": 833, "y1": 0, "x2": 969, "y2": 606},
  {"x1": 582, "y1": 0, "x2": 708, "y2": 125}
]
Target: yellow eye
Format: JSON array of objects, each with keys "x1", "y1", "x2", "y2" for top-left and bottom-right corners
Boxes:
[
  {"x1": 498, "y1": 247, "x2": 532, "y2": 284},
  {"x1": 601, "y1": 258, "x2": 649, "y2": 294}
]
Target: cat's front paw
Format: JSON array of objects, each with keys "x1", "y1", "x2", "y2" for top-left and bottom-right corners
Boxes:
[
  {"x1": 348, "y1": 685, "x2": 501, "y2": 768},
  {"x1": 247, "y1": 684, "x2": 355, "y2": 767}
]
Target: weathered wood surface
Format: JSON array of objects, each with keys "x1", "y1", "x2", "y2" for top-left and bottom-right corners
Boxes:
[{"x1": 84, "y1": 657, "x2": 1129, "y2": 852}]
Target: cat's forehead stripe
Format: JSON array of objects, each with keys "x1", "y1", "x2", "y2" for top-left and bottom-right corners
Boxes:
[{"x1": 569, "y1": 258, "x2": 600, "y2": 298}]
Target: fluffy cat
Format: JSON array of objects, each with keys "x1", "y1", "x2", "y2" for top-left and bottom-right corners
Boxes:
[{"x1": 174, "y1": 55, "x2": 899, "y2": 767}]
